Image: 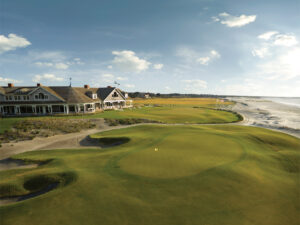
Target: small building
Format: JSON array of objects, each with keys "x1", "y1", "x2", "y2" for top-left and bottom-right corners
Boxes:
[{"x1": 0, "y1": 83, "x2": 132, "y2": 116}]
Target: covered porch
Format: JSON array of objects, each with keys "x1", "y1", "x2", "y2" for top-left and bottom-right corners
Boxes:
[
  {"x1": 0, "y1": 103, "x2": 96, "y2": 116},
  {"x1": 103, "y1": 100, "x2": 126, "y2": 109}
]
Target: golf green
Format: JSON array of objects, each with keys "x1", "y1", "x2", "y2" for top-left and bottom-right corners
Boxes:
[{"x1": 0, "y1": 125, "x2": 299, "y2": 225}]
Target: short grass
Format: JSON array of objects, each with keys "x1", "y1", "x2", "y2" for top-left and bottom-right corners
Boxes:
[
  {"x1": 0, "y1": 98, "x2": 239, "y2": 134},
  {"x1": 132, "y1": 97, "x2": 233, "y2": 107},
  {"x1": 0, "y1": 125, "x2": 299, "y2": 225}
]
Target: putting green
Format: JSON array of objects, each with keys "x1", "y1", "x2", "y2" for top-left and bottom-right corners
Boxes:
[
  {"x1": 0, "y1": 125, "x2": 299, "y2": 225},
  {"x1": 119, "y1": 132, "x2": 243, "y2": 178}
]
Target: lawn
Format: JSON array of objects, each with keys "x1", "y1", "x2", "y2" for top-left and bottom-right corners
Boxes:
[
  {"x1": 0, "y1": 125, "x2": 299, "y2": 225},
  {"x1": 0, "y1": 98, "x2": 240, "y2": 134}
]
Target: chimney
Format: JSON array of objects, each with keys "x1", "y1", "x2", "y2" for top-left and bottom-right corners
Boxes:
[
  {"x1": 8, "y1": 83, "x2": 14, "y2": 88},
  {"x1": 84, "y1": 84, "x2": 90, "y2": 89},
  {"x1": 107, "y1": 86, "x2": 112, "y2": 88},
  {"x1": 37, "y1": 83, "x2": 41, "y2": 87}
]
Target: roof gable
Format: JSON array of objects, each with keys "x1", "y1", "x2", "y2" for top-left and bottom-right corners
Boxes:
[
  {"x1": 29, "y1": 86, "x2": 65, "y2": 102},
  {"x1": 98, "y1": 87, "x2": 125, "y2": 101}
]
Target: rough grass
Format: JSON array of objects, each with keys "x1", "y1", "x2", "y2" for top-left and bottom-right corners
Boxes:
[
  {"x1": 0, "y1": 119, "x2": 96, "y2": 144},
  {"x1": 0, "y1": 125, "x2": 299, "y2": 225}
]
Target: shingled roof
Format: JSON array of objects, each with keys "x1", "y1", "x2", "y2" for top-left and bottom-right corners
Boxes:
[
  {"x1": 97, "y1": 87, "x2": 115, "y2": 101},
  {"x1": 49, "y1": 86, "x2": 99, "y2": 104},
  {"x1": 0, "y1": 85, "x2": 126, "y2": 104},
  {"x1": 1, "y1": 86, "x2": 37, "y2": 95}
]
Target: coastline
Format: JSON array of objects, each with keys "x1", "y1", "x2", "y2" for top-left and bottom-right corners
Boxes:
[{"x1": 229, "y1": 97, "x2": 300, "y2": 139}]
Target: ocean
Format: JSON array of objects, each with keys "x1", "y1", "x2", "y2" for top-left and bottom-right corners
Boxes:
[{"x1": 264, "y1": 97, "x2": 300, "y2": 108}]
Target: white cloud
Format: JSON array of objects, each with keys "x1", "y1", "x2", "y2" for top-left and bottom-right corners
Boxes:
[
  {"x1": 116, "y1": 76, "x2": 128, "y2": 81},
  {"x1": 0, "y1": 76, "x2": 22, "y2": 85},
  {"x1": 182, "y1": 79, "x2": 207, "y2": 93},
  {"x1": 107, "y1": 65, "x2": 113, "y2": 69},
  {"x1": 112, "y1": 50, "x2": 151, "y2": 73},
  {"x1": 177, "y1": 47, "x2": 220, "y2": 66},
  {"x1": 214, "y1": 12, "x2": 256, "y2": 27},
  {"x1": 273, "y1": 34, "x2": 298, "y2": 47},
  {"x1": 32, "y1": 73, "x2": 64, "y2": 83},
  {"x1": 55, "y1": 62, "x2": 69, "y2": 70},
  {"x1": 252, "y1": 47, "x2": 269, "y2": 58},
  {"x1": 101, "y1": 73, "x2": 115, "y2": 82},
  {"x1": 211, "y1": 16, "x2": 220, "y2": 22},
  {"x1": 258, "y1": 31, "x2": 278, "y2": 40},
  {"x1": 35, "y1": 62, "x2": 54, "y2": 67},
  {"x1": 70, "y1": 58, "x2": 84, "y2": 65},
  {"x1": 176, "y1": 47, "x2": 199, "y2": 62},
  {"x1": 28, "y1": 51, "x2": 66, "y2": 61},
  {"x1": 259, "y1": 47, "x2": 300, "y2": 80},
  {"x1": 153, "y1": 63, "x2": 164, "y2": 70},
  {"x1": 35, "y1": 61, "x2": 69, "y2": 70},
  {"x1": 0, "y1": 33, "x2": 31, "y2": 54},
  {"x1": 253, "y1": 32, "x2": 298, "y2": 59},
  {"x1": 197, "y1": 57, "x2": 210, "y2": 65},
  {"x1": 197, "y1": 50, "x2": 220, "y2": 65},
  {"x1": 124, "y1": 84, "x2": 135, "y2": 88},
  {"x1": 210, "y1": 50, "x2": 220, "y2": 58}
]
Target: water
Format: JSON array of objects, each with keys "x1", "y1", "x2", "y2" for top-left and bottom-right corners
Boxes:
[{"x1": 264, "y1": 97, "x2": 300, "y2": 108}]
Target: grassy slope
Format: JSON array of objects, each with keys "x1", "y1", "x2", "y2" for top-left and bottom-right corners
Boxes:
[{"x1": 0, "y1": 125, "x2": 299, "y2": 225}]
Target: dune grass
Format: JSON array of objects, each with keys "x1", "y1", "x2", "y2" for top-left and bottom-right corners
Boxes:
[{"x1": 0, "y1": 125, "x2": 299, "y2": 225}]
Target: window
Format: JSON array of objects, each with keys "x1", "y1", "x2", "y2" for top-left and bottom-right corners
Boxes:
[
  {"x1": 23, "y1": 96, "x2": 29, "y2": 101},
  {"x1": 112, "y1": 92, "x2": 118, "y2": 97},
  {"x1": 17, "y1": 96, "x2": 21, "y2": 101},
  {"x1": 92, "y1": 94, "x2": 97, "y2": 99},
  {"x1": 9, "y1": 96, "x2": 12, "y2": 100},
  {"x1": 14, "y1": 96, "x2": 18, "y2": 101},
  {"x1": 5, "y1": 96, "x2": 9, "y2": 101},
  {"x1": 34, "y1": 93, "x2": 48, "y2": 100},
  {"x1": 39, "y1": 93, "x2": 45, "y2": 99}
]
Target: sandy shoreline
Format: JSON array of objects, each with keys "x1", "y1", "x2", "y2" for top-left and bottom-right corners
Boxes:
[{"x1": 229, "y1": 97, "x2": 300, "y2": 138}]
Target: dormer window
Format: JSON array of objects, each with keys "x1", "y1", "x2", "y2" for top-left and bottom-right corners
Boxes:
[
  {"x1": 35, "y1": 93, "x2": 48, "y2": 100},
  {"x1": 92, "y1": 94, "x2": 97, "y2": 99}
]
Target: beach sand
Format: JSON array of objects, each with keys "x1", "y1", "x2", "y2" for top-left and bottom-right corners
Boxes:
[{"x1": 230, "y1": 97, "x2": 300, "y2": 138}]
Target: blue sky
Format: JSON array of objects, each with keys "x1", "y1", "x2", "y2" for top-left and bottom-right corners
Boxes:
[{"x1": 0, "y1": 0, "x2": 300, "y2": 96}]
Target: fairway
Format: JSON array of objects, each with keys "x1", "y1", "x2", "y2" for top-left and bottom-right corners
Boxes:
[
  {"x1": 0, "y1": 125, "x2": 299, "y2": 225},
  {"x1": 99, "y1": 105, "x2": 241, "y2": 124},
  {"x1": 0, "y1": 99, "x2": 240, "y2": 134}
]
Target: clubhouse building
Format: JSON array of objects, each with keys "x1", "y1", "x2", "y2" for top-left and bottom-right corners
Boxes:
[{"x1": 0, "y1": 83, "x2": 132, "y2": 116}]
